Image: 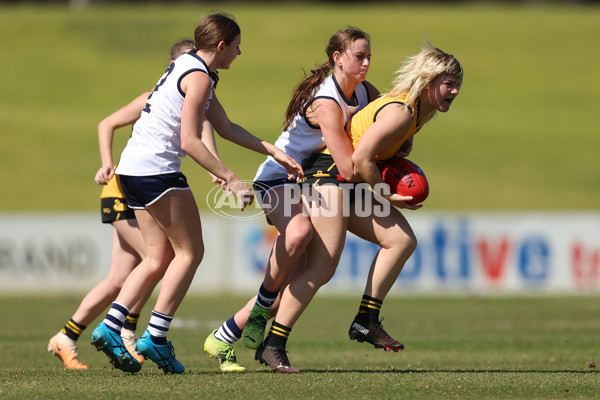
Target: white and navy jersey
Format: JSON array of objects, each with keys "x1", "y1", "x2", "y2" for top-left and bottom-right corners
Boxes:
[
  {"x1": 254, "y1": 75, "x2": 371, "y2": 182},
  {"x1": 116, "y1": 53, "x2": 217, "y2": 176}
]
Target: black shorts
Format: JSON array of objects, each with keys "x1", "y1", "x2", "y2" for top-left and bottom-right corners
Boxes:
[
  {"x1": 299, "y1": 153, "x2": 365, "y2": 203},
  {"x1": 299, "y1": 153, "x2": 346, "y2": 186},
  {"x1": 119, "y1": 172, "x2": 190, "y2": 209},
  {"x1": 101, "y1": 197, "x2": 136, "y2": 224}
]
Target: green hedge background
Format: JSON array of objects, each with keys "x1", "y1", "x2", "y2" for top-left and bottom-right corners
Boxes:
[{"x1": 1, "y1": 2, "x2": 598, "y2": 211}]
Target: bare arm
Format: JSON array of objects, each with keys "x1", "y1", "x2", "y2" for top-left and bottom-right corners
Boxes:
[
  {"x1": 351, "y1": 104, "x2": 421, "y2": 209},
  {"x1": 307, "y1": 98, "x2": 361, "y2": 182},
  {"x1": 180, "y1": 72, "x2": 239, "y2": 181},
  {"x1": 200, "y1": 119, "x2": 219, "y2": 158},
  {"x1": 206, "y1": 93, "x2": 303, "y2": 179},
  {"x1": 199, "y1": 119, "x2": 226, "y2": 186},
  {"x1": 95, "y1": 91, "x2": 149, "y2": 185}
]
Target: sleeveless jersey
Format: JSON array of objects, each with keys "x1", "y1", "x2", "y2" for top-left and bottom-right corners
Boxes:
[
  {"x1": 116, "y1": 53, "x2": 217, "y2": 176},
  {"x1": 346, "y1": 93, "x2": 422, "y2": 161},
  {"x1": 254, "y1": 75, "x2": 371, "y2": 182}
]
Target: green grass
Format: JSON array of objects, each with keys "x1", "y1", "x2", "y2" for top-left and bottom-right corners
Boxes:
[
  {"x1": 1, "y1": 295, "x2": 599, "y2": 399},
  {"x1": 0, "y1": 3, "x2": 599, "y2": 211}
]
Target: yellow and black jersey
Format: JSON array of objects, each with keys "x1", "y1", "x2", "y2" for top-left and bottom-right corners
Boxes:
[{"x1": 343, "y1": 93, "x2": 421, "y2": 161}]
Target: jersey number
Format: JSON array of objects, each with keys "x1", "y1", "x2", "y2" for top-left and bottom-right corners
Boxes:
[{"x1": 143, "y1": 62, "x2": 176, "y2": 113}]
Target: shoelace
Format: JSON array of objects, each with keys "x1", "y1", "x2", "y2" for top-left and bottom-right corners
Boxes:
[
  {"x1": 219, "y1": 347, "x2": 236, "y2": 363},
  {"x1": 249, "y1": 310, "x2": 269, "y2": 324},
  {"x1": 168, "y1": 342, "x2": 177, "y2": 358},
  {"x1": 375, "y1": 318, "x2": 394, "y2": 339},
  {"x1": 272, "y1": 345, "x2": 291, "y2": 366}
]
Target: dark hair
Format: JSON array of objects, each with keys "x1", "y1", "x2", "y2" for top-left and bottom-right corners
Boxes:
[
  {"x1": 194, "y1": 13, "x2": 240, "y2": 51},
  {"x1": 170, "y1": 39, "x2": 194, "y2": 61},
  {"x1": 283, "y1": 27, "x2": 370, "y2": 129}
]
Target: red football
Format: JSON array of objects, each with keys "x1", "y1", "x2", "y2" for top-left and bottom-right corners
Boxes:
[{"x1": 379, "y1": 158, "x2": 429, "y2": 205}]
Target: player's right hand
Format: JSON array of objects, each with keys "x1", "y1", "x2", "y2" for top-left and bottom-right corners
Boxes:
[
  {"x1": 210, "y1": 173, "x2": 227, "y2": 190},
  {"x1": 95, "y1": 166, "x2": 114, "y2": 185},
  {"x1": 387, "y1": 193, "x2": 422, "y2": 210},
  {"x1": 228, "y1": 180, "x2": 254, "y2": 211}
]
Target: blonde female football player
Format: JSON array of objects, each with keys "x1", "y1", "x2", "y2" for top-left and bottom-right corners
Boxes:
[
  {"x1": 90, "y1": 13, "x2": 302, "y2": 374},
  {"x1": 257, "y1": 44, "x2": 463, "y2": 373},
  {"x1": 46, "y1": 39, "x2": 222, "y2": 370},
  {"x1": 203, "y1": 26, "x2": 378, "y2": 373}
]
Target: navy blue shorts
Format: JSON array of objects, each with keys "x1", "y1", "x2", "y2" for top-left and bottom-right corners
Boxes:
[
  {"x1": 253, "y1": 178, "x2": 299, "y2": 226},
  {"x1": 253, "y1": 178, "x2": 297, "y2": 203},
  {"x1": 119, "y1": 172, "x2": 190, "y2": 209}
]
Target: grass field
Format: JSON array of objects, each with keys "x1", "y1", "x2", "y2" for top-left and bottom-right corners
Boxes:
[
  {"x1": 1, "y1": 295, "x2": 599, "y2": 399},
  {"x1": 0, "y1": 2, "x2": 599, "y2": 211},
  {"x1": 1, "y1": 3, "x2": 599, "y2": 399}
]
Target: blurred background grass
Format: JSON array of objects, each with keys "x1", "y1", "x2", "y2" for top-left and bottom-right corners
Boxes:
[{"x1": 0, "y1": 2, "x2": 598, "y2": 211}]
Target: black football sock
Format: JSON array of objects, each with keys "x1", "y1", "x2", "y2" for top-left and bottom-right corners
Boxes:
[
  {"x1": 62, "y1": 319, "x2": 86, "y2": 341},
  {"x1": 356, "y1": 294, "x2": 383, "y2": 324},
  {"x1": 268, "y1": 321, "x2": 291, "y2": 347}
]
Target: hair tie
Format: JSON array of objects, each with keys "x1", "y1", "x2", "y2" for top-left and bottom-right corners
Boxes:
[{"x1": 209, "y1": 70, "x2": 219, "y2": 89}]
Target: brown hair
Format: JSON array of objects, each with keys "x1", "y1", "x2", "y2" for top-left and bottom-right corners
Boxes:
[
  {"x1": 193, "y1": 13, "x2": 240, "y2": 51},
  {"x1": 283, "y1": 27, "x2": 370, "y2": 129},
  {"x1": 170, "y1": 39, "x2": 194, "y2": 61}
]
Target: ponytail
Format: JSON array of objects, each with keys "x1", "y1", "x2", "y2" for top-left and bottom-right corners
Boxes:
[
  {"x1": 282, "y1": 26, "x2": 369, "y2": 130},
  {"x1": 283, "y1": 62, "x2": 332, "y2": 129}
]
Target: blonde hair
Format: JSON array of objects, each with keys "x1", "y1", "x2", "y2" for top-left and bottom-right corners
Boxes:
[{"x1": 387, "y1": 43, "x2": 463, "y2": 124}]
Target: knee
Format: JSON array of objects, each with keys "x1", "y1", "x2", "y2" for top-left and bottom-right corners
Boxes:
[
  {"x1": 146, "y1": 252, "x2": 174, "y2": 276},
  {"x1": 386, "y1": 232, "x2": 418, "y2": 257},
  {"x1": 311, "y1": 268, "x2": 336, "y2": 288},
  {"x1": 190, "y1": 243, "x2": 204, "y2": 267},
  {"x1": 401, "y1": 234, "x2": 418, "y2": 257},
  {"x1": 176, "y1": 241, "x2": 204, "y2": 269},
  {"x1": 307, "y1": 260, "x2": 338, "y2": 288},
  {"x1": 286, "y1": 219, "x2": 313, "y2": 254}
]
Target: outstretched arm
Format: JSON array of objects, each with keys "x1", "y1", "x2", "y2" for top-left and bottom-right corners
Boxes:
[
  {"x1": 180, "y1": 71, "x2": 254, "y2": 209},
  {"x1": 206, "y1": 94, "x2": 303, "y2": 179},
  {"x1": 199, "y1": 119, "x2": 226, "y2": 187}
]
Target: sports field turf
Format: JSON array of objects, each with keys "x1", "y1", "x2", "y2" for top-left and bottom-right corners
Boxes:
[
  {"x1": 1, "y1": 2, "x2": 599, "y2": 399},
  {"x1": 1, "y1": 295, "x2": 599, "y2": 399}
]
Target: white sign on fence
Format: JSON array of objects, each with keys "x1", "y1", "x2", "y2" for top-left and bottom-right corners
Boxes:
[{"x1": 1, "y1": 212, "x2": 599, "y2": 295}]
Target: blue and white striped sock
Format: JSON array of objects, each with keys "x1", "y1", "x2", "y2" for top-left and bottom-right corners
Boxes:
[
  {"x1": 103, "y1": 302, "x2": 129, "y2": 334},
  {"x1": 147, "y1": 310, "x2": 173, "y2": 345},
  {"x1": 256, "y1": 283, "x2": 278, "y2": 309},
  {"x1": 215, "y1": 316, "x2": 242, "y2": 345}
]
